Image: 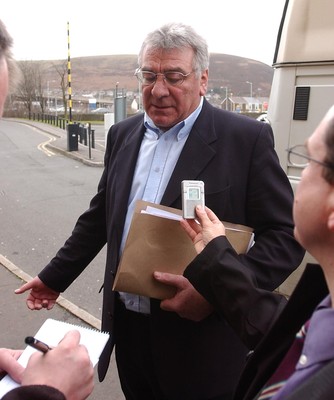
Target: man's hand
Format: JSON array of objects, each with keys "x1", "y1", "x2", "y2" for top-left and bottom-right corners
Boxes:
[
  {"x1": 152, "y1": 207, "x2": 226, "y2": 321},
  {"x1": 22, "y1": 331, "x2": 94, "y2": 400},
  {"x1": 153, "y1": 272, "x2": 213, "y2": 321},
  {"x1": 15, "y1": 277, "x2": 60, "y2": 310}
]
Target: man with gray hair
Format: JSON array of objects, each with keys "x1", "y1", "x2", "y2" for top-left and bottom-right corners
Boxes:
[{"x1": 18, "y1": 22, "x2": 304, "y2": 399}]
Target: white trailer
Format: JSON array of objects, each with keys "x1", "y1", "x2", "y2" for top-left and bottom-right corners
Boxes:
[{"x1": 268, "y1": 0, "x2": 334, "y2": 294}]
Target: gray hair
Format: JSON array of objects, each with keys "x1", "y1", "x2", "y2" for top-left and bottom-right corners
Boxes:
[
  {"x1": 138, "y1": 22, "x2": 209, "y2": 77},
  {"x1": 0, "y1": 19, "x2": 20, "y2": 91}
]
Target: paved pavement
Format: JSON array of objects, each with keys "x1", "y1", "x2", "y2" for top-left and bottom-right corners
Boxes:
[{"x1": 0, "y1": 119, "x2": 124, "y2": 399}]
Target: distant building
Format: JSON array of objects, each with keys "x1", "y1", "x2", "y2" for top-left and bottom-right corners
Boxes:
[
  {"x1": 221, "y1": 96, "x2": 269, "y2": 113},
  {"x1": 131, "y1": 98, "x2": 138, "y2": 112}
]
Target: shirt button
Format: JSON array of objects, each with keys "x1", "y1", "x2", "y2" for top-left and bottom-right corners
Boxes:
[{"x1": 299, "y1": 354, "x2": 308, "y2": 365}]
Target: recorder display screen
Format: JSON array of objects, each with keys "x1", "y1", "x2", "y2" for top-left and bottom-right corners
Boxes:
[{"x1": 188, "y1": 187, "x2": 200, "y2": 200}]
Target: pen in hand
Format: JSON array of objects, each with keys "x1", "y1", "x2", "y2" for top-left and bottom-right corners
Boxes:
[{"x1": 25, "y1": 336, "x2": 52, "y2": 354}]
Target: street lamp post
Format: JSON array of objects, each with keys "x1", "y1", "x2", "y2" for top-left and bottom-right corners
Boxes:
[
  {"x1": 246, "y1": 81, "x2": 253, "y2": 112},
  {"x1": 220, "y1": 86, "x2": 228, "y2": 111},
  {"x1": 47, "y1": 80, "x2": 50, "y2": 111},
  {"x1": 246, "y1": 81, "x2": 253, "y2": 98}
]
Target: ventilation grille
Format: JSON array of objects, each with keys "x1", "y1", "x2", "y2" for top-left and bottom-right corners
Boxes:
[{"x1": 293, "y1": 86, "x2": 310, "y2": 120}]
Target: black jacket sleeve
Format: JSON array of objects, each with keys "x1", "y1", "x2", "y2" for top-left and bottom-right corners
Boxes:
[
  {"x1": 2, "y1": 385, "x2": 66, "y2": 400},
  {"x1": 184, "y1": 236, "x2": 287, "y2": 349}
]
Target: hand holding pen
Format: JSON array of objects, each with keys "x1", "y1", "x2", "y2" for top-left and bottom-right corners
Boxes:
[
  {"x1": 25, "y1": 336, "x2": 52, "y2": 353},
  {"x1": 22, "y1": 331, "x2": 94, "y2": 400}
]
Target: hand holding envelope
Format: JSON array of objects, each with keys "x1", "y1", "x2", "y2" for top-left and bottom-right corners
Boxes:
[{"x1": 112, "y1": 200, "x2": 254, "y2": 300}]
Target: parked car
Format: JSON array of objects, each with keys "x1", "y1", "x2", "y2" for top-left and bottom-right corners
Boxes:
[
  {"x1": 256, "y1": 113, "x2": 269, "y2": 123},
  {"x1": 91, "y1": 107, "x2": 111, "y2": 113}
]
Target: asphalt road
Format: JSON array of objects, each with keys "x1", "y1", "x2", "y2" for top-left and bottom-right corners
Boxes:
[
  {"x1": 0, "y1": 118, "x2": 126, "y2": 398},
  {"x1": 0, "y1": 119, "x2": 107, "y2": 320}
]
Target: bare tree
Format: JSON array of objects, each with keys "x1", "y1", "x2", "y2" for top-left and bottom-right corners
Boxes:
[
  {"x1": 54, "y1": 60, "x2": 68, "y2": 119},
  {"x1": 17, "y1": 61, "x2": 39, "y2": 119},
  {"x1": 35, "y1": 63, "x2": 46, "y2": 114}
]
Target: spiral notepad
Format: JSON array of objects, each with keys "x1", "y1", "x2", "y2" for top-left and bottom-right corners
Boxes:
[{"x1": 0, "y1": 318, "x2": 109, "y2": 398}]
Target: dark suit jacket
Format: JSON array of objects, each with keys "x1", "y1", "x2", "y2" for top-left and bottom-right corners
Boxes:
[
  {"x1": 2, "y1": 386, "x2": 65, "y2": 400},
  {"x1": 185, "y1": 241, "x2": 329, "y2": 399},
  {"x1": 38, "y1": 99, "x2": 304, "y2": 399},
  {"x1": 284, "y1": 359, "x2": 334, "y2": 400},
  {"x1": 234, "y1": 263, "x2": 329, "y2": 400},
  {"x1": 184, "y1": 236, "x2": 289, "y2": 350}
]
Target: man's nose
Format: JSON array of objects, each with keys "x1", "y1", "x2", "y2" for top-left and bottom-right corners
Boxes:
[{"x1": 150, "y1": 75, "x2": 169, "y2": 96}]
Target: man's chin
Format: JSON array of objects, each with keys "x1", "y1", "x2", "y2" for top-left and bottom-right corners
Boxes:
[{"x1": 150, "y1": 117, "x2": 174, "y2": 131}]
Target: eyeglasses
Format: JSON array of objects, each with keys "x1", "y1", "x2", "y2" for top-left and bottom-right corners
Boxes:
[
  {"x1": 286, "y1": 144, "x2": 334, "y2": 170},
  {"x1": 134, "y1": 68, "x2": 193, "y2": 86}
]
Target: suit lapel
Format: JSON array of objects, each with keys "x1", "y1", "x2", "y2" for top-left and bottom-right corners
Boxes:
[
  {"x1": 111, "y1": 99, "x2": 217, "y2": 210},
  {"x1": 112, "y1": 121, "x2": 145, "y2": 226},
  {"x1": 161, "y1": 99, "x2": 217, "y2": 206}
]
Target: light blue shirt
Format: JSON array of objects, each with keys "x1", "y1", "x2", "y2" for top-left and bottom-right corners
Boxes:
[{"x1": 118, "y1": 97, "x2": 204, "y2": 313}]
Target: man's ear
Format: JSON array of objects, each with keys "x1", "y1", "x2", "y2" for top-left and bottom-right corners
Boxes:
[
  {"x1": 328, "y1": 211, "x2": 334, "y2": 231},
  {"x1": 199, "y1": 70, "x2": 209, "y2": 95}
]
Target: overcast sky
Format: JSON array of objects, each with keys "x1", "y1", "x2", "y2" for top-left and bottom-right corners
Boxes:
[{"x1": 2, "y1": 0, "x2": 286, "y2": 66}]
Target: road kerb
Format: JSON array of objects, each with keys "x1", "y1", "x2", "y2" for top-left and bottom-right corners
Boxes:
[{"x1": 0, "y1": 254, "x2": 101, "y2": 330}]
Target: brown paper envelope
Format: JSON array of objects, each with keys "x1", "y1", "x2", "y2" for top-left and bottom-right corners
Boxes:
[
  {"x1": 113, "y1": 200, "x2": 254, "y2": 299},
  {"x1": 113, "y1": 212, "x2": 196, "y2": 299}
]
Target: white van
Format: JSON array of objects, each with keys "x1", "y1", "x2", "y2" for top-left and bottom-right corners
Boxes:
[{"x1": 267, "y1": 0, "x2": 334, "y2": 294}]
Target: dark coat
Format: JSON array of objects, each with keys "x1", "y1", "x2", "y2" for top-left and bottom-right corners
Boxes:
[
  {"x1": 235, "y1": 263, "x2": 328, "y2": 400},
  {"x1": 284, "y1": 358, "x2": 334, "y2": 400},
  {"x1": 184, "y1": 239, "x2": 329, "y2": 399},
  {"x1": 2, "y1": 386, "x2": 65, "y2": 400},
  {"x1": 38, "y1": 99, "x2": 304, "y2": 399}
]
